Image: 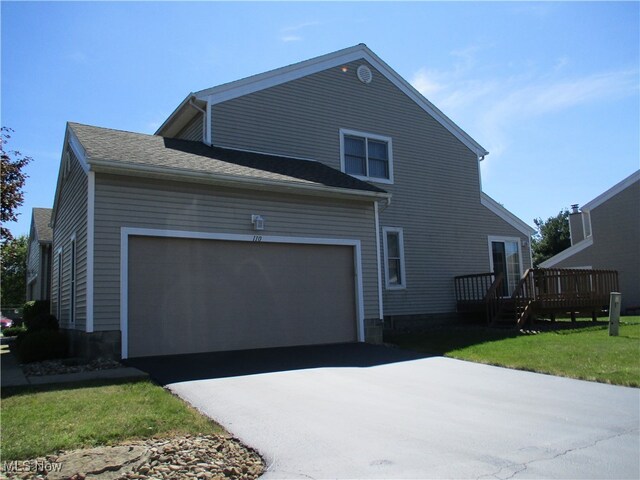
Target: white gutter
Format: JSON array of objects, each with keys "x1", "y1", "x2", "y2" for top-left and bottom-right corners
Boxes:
[{"x1": 187, "y1": 98, "x2": 207, "y2": 144}]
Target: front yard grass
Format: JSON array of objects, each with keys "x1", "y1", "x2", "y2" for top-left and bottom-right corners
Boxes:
[
  {"x1": 1, "y1": 378, "x2": 221, "y2": 461},
  {"x1": 386, "y1": 316, "x2": 640, "y2": 387}
]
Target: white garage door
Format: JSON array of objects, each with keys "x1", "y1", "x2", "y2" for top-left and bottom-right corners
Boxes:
[{"x1": 127, "y1": 236, "x2": 358, "y2": 358}]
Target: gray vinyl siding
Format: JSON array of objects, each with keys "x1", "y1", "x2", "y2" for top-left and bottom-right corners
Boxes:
[
  {"x1": 212, "y1": 60, "x2": 532, "y2": 316},
  {"x1": 175, "y1": 115, "x2": 203, "y2": 141},
  {"x1": 51, "y1": 150, "x2": 88, "y2": 329},
  {"x1": 26, "y1": 233, "x2": 40, "y2": 300},
  {"x1": 93, "y1": 173, "x2": 380, "y2": 331},
  {"x1": 550, "y1": 181, "x2": 640, "y2": 310}
]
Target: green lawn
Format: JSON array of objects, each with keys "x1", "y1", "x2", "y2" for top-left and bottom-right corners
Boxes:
[
  {"x1": 386, "y1": 317, "x2": 640, "y2": 387},
  {"x1": 1, "y1": 379, "x2": 221, "y2": 461}
]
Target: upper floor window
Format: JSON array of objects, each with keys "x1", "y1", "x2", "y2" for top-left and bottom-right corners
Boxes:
[{"x1": 340, "y1": 129, "x2": 393, "y2": 184}]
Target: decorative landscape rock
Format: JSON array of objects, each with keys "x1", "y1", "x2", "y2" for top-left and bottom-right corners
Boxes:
[
  {"x1": 4, "y1": 434, "x2": 264, "y2": 480},
  {"x1": 48, "y1": 445, "x2": 148, "y2": 480}
]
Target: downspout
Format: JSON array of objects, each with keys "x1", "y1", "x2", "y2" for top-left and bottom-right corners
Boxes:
[
  {"x1": 188, "y1": 98, "x2": 207, "y2": 145},
  {"x1": 374, "y1": 201, "x2": 384, "y2": 322}
]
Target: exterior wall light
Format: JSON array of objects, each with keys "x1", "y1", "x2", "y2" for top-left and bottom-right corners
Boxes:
[{"x1": 251, "y1": 214, "x2": 265, "y2": 231}]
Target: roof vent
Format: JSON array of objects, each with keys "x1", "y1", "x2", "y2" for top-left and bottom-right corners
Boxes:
[{"x1": 357, "y1": 65, "x2": 372, "y2": 84}]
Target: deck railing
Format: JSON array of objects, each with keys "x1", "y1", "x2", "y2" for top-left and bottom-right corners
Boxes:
[
  {"x1": 455, "y1": 268, "x2": 619, "y2": 327},
  {"x1": 454, "y1": 272, "x2": 497, "y2": 307},
  {"x1": 514, "y1": 268, "x2": 619, "y2": 326}
]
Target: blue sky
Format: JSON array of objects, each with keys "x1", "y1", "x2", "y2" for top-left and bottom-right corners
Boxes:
[{"x1": 2, "y1": 1, "x2": 638, "y2": 238}]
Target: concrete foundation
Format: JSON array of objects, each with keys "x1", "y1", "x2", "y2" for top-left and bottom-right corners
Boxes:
[
  {"x1": 62, "y1": 328, "x2": 121, "y2": 360},
  {"x1": 363, "y1": 318, "x2": 384, "y2": 344},
  {"x1": 384, "y1": 312, "x2": 462, "y2": 333}
]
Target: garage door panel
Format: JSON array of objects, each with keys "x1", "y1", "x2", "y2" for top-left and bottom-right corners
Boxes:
[{"x1": 128, "y1": 236, "x2": 357, "y2": 358}]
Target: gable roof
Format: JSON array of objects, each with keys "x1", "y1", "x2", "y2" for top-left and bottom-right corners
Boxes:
[
  {"x1": 581, "y1": 169, "x2": 640, "y2": 212},
  {"x1": 156, "y1": 44, "x2": 488, "y2": 158},
  {"x1": 68, "y1": 122, "x2": 388, "y2": 199},
  {"x1": 32, "y1": 208, "x2": 53, "y2": 243}
]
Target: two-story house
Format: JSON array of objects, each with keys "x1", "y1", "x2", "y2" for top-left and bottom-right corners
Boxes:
[
  {"x1": 51, "y1": 44, "x2": 534, "y2": 359},
  {"x1": 540, "y1": 170, "x2": 640, "y2": 312}
]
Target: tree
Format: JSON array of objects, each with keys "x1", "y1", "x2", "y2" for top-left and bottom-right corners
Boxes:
[
  {"x1": 1, "y1": 127, "x2": 32, "y2": 244},
  {"x1": 531, "y1": 209, "x2": 571, "y2": 267},
  {"x1": 1, "y1": 234, "x2": 28, "y2": 306}
]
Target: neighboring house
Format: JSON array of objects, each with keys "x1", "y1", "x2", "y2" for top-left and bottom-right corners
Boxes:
[
  {"x1": 540, "y1": 170, "x2": 640, "y2": 312},
  {"x1": 51, "y1": 44, "x2": 534, "y2": 359},
  {"x1": 26, "y1": 207, "x2": 53, "y2": 302}
]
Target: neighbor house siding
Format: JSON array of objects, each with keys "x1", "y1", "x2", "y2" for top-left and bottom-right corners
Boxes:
[
  {"x1": 51, "y1": 150, "x2": 88, "y2": 329},
  {"x1": 26, "y1": 234, "x2": 41, "y2": 300},
  {"x1": 175, "y1": 114, "x2": 203, "y2": 142},
  {"x1": 211, "y1": 60, "x2": 531, "y2": 316},
  {"x1": 92, "y1": 173, "x2": 380, "y2": 332},
  {"x1": 549, "y1": 181, "x2": 640, "y2": 310}
]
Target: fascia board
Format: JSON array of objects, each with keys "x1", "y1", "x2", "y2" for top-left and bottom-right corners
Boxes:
[
  {"x1": 154, "y1": 93, "x2": 195, "y2": 136},
  {"x1": 539, "y1": 236, "x2": 594, "y2": 267},
  {"x1": 196, "y1": 44, "x2": 488, "y2": 158},
  {"x1": 581, "y1": 170, "x2": 640, "y2": 212},
  {"x1": 481, "y1": 193, "x2": 536, "y2": 236}
]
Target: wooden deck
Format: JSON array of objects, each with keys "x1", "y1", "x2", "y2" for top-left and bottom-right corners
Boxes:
[{"x1": 454, "y1": 268, "x2": 619, "y2": 328}]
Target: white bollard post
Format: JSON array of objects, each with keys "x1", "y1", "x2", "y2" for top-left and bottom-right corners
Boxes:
[{"x1": 609, "y1": 292, "x2": 622, "y2": 336}]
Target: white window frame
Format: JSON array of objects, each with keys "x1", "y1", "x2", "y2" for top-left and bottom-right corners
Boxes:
[
  {"x1": 69, "y1": 234, "x2": 76, "y2": 324},
  {"x1": 487, "y1": 235, "x2": 524, "y2": 296},
  {"x1": 582, "y1": 211, "x2": 592, "y2": 238},
  {"x1": 382, "y1": 226, "x2": 406, "y2": 290},
  {"x1": 339, "y1": 128, "x2": 394, "y2": 184}
]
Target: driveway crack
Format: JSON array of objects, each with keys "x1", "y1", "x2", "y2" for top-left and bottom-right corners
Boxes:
[{"x1": 476, "y1": 428, "x2": 639, "y2": 480}]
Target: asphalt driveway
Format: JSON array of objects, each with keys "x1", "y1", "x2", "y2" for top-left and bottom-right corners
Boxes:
[{"x1": 129, "y1": 344, "x2": 639, "y2": 479}]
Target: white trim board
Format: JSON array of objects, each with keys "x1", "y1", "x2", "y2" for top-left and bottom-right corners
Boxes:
[
  {"x1": 119, "y1": 227, "x2": 366, "y2": 359},
  {"x1": 582, "y1": 169, "x2": 640, "y2": 211},
  {"x1": 539, "y1": 236, "x2": 594, "y2": 268},
  {"x1": 86, "y1": 172, "x2": 95, "y2": 333},
  {"x1": 481, "y1": 193, "x2": 535, "y2": 237}
]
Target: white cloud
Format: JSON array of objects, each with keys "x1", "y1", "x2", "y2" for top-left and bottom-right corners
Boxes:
[
  {"x1": 410, "y1": 47, "x2": 639, "y2": 165},
  {"x1": 279, "y1": 21, "x2": 320, "y2": 43}
]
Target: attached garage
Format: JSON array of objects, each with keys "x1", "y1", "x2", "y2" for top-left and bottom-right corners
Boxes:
[{"x1": 125, "y1": 233, "x2": 361, "y2": 358}]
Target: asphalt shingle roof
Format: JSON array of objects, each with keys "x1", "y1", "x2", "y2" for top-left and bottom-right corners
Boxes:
[
  {"x1": 69, "y1": 123, "x2": 386, "y2": 195},
  {"x1": 33, "y1": 208, "x2": 53, "y2": 243}
]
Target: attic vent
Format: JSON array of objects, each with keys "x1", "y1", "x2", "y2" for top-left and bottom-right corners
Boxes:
[{"x1": 357, "y1": 65, "x2": 372, "y2": 84}]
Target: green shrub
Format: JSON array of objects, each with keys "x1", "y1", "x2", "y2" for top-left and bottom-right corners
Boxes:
[
  {"x1": 22, "y1": 300, "x2": 51, "y2": 325},
  {"x1": 16, "y1": 330, "x2": 68, "y2": 363},
  {"x1": 2, "y1": 325, "x2": 27, "y2": 337},
  {"x1": 24, "y1": 313, "x2": 59, "y2": 333}
]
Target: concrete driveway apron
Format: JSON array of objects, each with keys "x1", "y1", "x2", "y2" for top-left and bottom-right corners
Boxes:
[{"x1": 162, "y1": 348, "x2": 639, "y2": 479}]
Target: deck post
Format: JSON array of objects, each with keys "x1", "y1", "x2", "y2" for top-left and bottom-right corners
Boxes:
[{"x1": 609, "y1": 292, "x2": 622, "y2": 336}]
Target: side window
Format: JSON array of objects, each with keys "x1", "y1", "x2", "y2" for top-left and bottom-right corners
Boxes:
[
  {"x1": 340, "y1": 129, "x2": 393, "y2": 183},
  {"x1": 383, "y1": 227, "x2": 406, "y2": 289}
]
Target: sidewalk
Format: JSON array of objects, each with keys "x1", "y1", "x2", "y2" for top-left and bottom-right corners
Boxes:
[
  {"x1": 1, "y1": 337, "x2": 147, "y2": 388},
  {"x1": 1, "y1": 339, "x2": 29, "y2": 387}
]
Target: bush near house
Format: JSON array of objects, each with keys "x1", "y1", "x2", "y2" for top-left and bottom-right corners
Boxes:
[
  {"x1": 2, "y1": 325, "x2": 27, "y2": 337},
  {"x1": 22, "y1": 300, "x2": 51, "y2": 327},
  {"x1": 14, "y1": 307, "x2": 69, "y2": 363}
]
